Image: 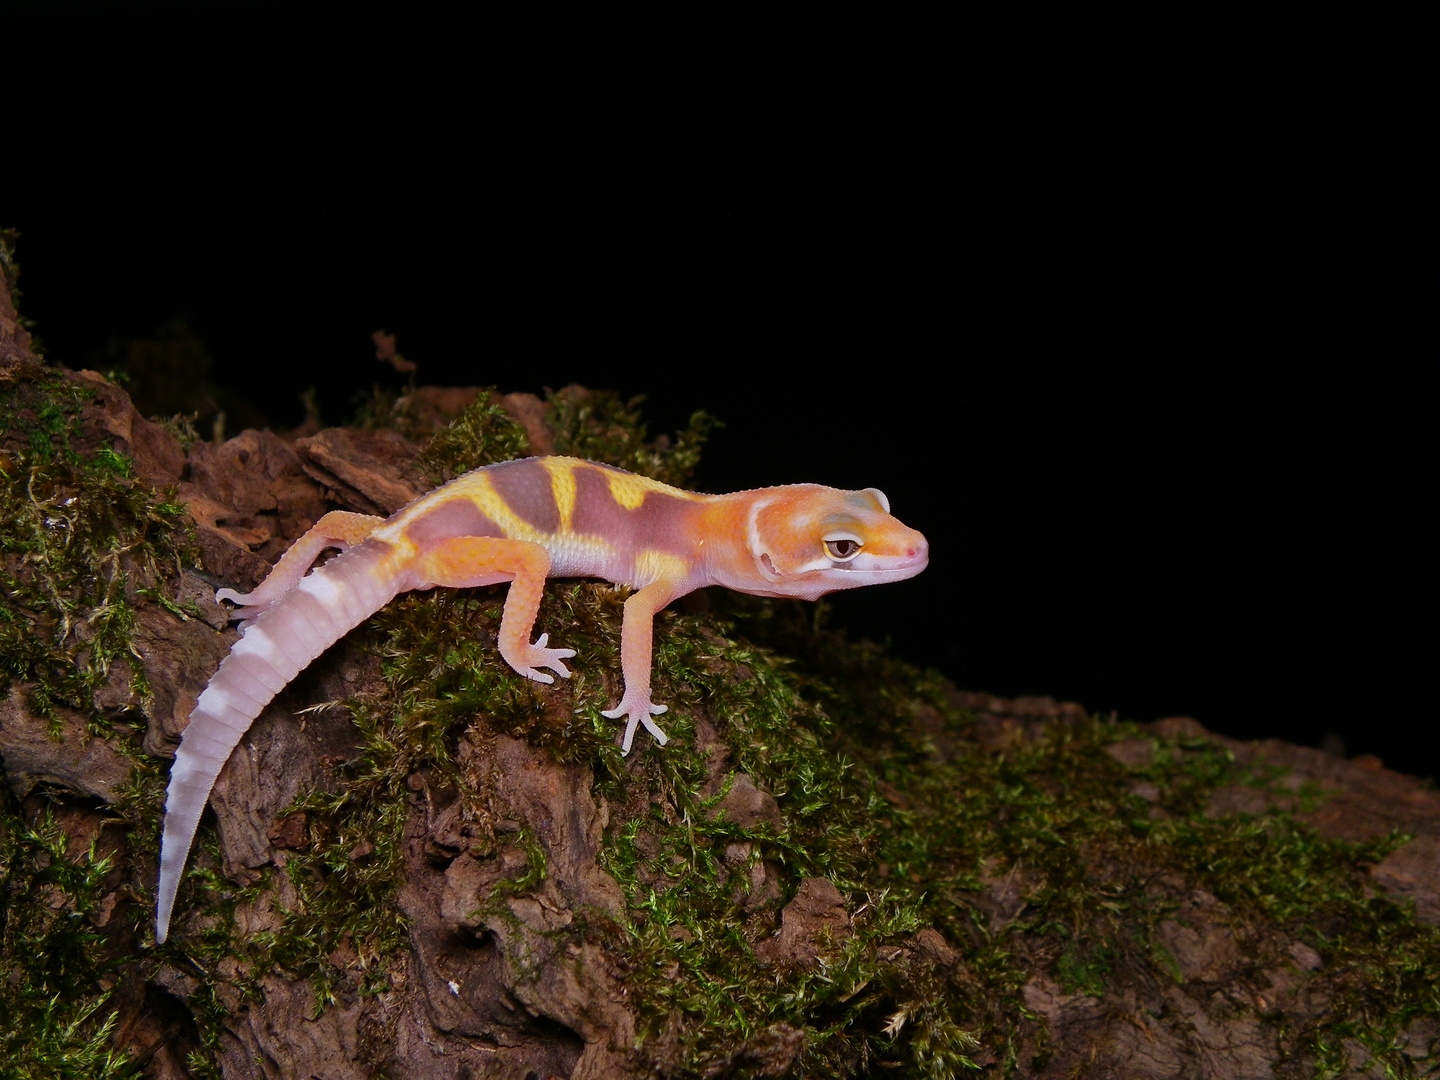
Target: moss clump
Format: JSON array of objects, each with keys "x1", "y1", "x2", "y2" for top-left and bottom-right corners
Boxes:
[
  {"x1": 1165, "y1": 816, "x2": 1438, "y2": 1078},
  {"x1": 176, "y1": 394, "x2": 1436, "y2": 1078},
  {"x1": 6, "y1": 367, "x2": 1432, "y2": 1077},
  {"x1": 586, "y1": 608, "x2": 983, "y2": 1075},
  {"x1": 230, "y1": 581, "x2": 631, "y2": 1002},
  {"x1": 416, "y1": 391, "x2": 531, "y2": 483},
  {"x1": 417, "y1": 384, "x2": 717, "y2": 490},
  {"x1": 0, "y1": 368, "x2": 196, "y2": 731},
  {"x1": 0, "y1": 801, "x2": 139, "y2": 1080},
  {"x1": 0, "y1": 367, "x2": 199, "y2": 1074},
  {"x1": 545, "y1": 386, "x2": 717, "y2": 488},
  {"x1": 574, "y1": 592, "x2": 1439, "y2": 1077}
]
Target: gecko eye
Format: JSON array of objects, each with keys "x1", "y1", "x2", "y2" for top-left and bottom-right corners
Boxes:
[{"x1": 824, "y1": 536, "x2": 862, "y2": 562}]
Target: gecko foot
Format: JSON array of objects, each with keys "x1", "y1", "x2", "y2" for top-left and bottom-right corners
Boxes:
[
  {"x1": 602, "y1": 689, "x2": 670, "y2": 755},
  {"x1": 506, "y1": 632, "x2": 576, "y2": 684},
  {"x1": 215, "y1": 587, "x2": 272, "y2": 626}
]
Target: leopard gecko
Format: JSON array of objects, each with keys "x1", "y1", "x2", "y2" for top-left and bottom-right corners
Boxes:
[{"x1": 156, "y1": 455, "x2": 928, "y2": 942}]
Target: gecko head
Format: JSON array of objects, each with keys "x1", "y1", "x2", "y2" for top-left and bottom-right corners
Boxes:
[{"x1": 740, "y1": 485, "x2": 929, "y2": 600}]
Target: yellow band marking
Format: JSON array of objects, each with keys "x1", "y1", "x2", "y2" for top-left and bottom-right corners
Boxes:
[
  {"x1": 601, "y1": 466, "x2": 704, "y2": 510},
  {"x1": 443, "y1": 471, "x2": 543, "y2": 543},
  {"x1": 604, "y1": 469, "x2": 650, "y2": 510},
  {"x1": 542, "y1": 458, "x2": 579, "y2": 532},
  {"x1": 634, "y1": 549, "x2": 690, "y2": 588}
]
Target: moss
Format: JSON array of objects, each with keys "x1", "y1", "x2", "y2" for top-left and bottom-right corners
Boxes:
[
  {"x1": 571, "y1": 586, "x2": 1439, "y2": 1076},
  {"x1": 544, "y1": 386, "x2": 717, "y2": 488},
  {"x1": 0, "y1": 367, "x2": 204, "y2": 1073},
  {"x1": 1164, "y1": 816, "x2": 1436, "y2": 1073},
  {"x1": 4, "y1": 374, "x2": 1435, "y2": 1077},
  {"x1": 417, "y1": 391, "x2": 531, "y2": 483},
  {"x1": 415, "y1": 384, "x2": 717, "y2": 489},
  {"x1": 229, "y1": 582, "x2": 628, "y2": 1002},
  {"x1": 0, "y1": 798, "x2": 140, "y2": 1080},
  {"x1": 173, "y1": 393, "x2": 1435, "y2": 1077},
  {"x1": 0, "y1": 367, "x2": 197, "y2": 732},
  {"x1": 585, "y1": 612, "x2": 983, "y2": 1074}
]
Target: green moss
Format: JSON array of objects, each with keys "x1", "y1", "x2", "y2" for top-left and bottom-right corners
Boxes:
[
  {"x1": 556, "y1": 586, "x2": 1438, "y2": 1076},
  {"x1": 0, "y1": 367, "x2": 206, "y2": 1073},
  {"x1": 417, "y1": 391, "x2": 532, "y2": 483},
  {"x1": 7, "y1": 375, "x2": 1431, "y2": 1077},
  {"x1": 0, "y1": 369, "x2": 197, "y2": 733},
  {"x1": 1053, "y1": 938, "x2": 1119, "y2": 996},
  {"x1": 544, "y1": 386, "x2": 717, "y2": 487},
  {"x1": 228, "y1": 582, "x2": 625, "y2": 1001},
  {"x1": 415, "y1": 384, "x2": 717, "y2": 489},
  {"x1": 183, "y1": 391, "x2": 1435, "y2": 1077},
  {"x1": 584, "y1": 612, "x2": 980, "y2": 1074},
  {"x1": 0, "y1": 800, "x2": 140, "y2": 1080},
  {"x1": 1164, "y1": 815, "x2": 1436, "y2": 1073}
]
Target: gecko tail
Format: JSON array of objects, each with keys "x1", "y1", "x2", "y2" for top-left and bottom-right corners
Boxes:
[{"x1": 155, "y1": 540, "x2": 405, "y2": 944}]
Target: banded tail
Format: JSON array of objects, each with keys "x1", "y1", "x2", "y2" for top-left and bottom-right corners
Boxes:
[{"x1": 156, "y1": 540, "x2": 405, "y2": 943}]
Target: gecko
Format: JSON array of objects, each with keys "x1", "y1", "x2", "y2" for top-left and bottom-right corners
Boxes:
[{"x1": 155, "y1": 455, "x2": 928, "y2": 942}]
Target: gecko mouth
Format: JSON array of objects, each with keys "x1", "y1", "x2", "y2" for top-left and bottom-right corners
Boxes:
[
  {"x1": 845, "y1": 541, "x2": 929, "y2": 576},
  {"x1": 840, "y1": 558, "x2": 928, "y2": 581}
]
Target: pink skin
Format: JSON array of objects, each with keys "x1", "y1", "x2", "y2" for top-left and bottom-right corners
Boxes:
[{"x1": 155, "y1": 457, "x2": 927, "y2": 943}]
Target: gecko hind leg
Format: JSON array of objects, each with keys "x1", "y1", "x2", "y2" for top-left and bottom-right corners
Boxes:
[{"x1": 216, "y1": 510, "x2": 386, "y2": 623}]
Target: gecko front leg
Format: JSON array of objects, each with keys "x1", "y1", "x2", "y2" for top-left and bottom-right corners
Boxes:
[
  {"x1": 601, "y1": 579, "x2": 681, "y2": 754},
  {"x1": 416, "y1": 536, "x2": 576, "y2": 682}
]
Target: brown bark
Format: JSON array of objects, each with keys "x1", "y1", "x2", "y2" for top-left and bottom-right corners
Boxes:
[{"x1": 1, "y1": 304, "x2": 1436, "y2": 1077}]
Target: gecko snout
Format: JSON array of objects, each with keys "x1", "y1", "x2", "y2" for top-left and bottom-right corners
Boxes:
[{"x1": 890, "y1": 532, "x2": 929, "y2": 572}]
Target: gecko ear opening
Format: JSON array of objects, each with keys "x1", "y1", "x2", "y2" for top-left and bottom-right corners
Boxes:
[{"x1": 862, "y1": 487, "x2": 891, "y2": 513}]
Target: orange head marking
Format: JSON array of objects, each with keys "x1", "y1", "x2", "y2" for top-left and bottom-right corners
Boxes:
[{"x1": 741, "y1": 485, "x2": 929, "y2": 600}]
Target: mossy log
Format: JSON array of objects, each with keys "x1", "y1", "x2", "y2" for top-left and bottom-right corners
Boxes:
[{"x1": 1, "y1": 255, "x2": 1437, "y2": 1078}]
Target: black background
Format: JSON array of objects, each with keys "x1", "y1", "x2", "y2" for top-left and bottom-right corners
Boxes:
[{"x1": 8, "y1": 8, "x2": 1435, "y2": 779}]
